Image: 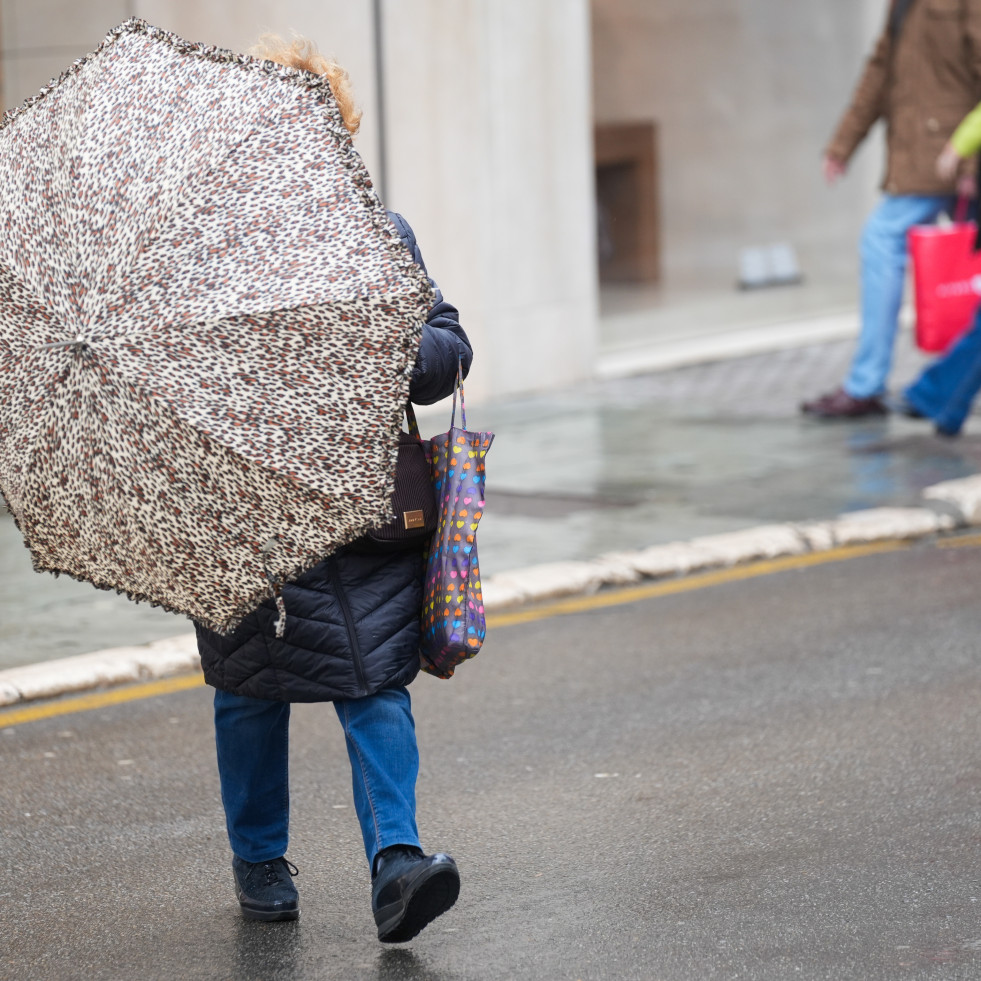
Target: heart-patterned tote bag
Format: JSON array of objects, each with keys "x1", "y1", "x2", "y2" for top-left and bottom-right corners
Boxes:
[{"x1": 419, "y1": 370, "x2": 493, "y2": 678}]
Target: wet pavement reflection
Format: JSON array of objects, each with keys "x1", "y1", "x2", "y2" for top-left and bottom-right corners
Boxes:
[
  {"x1": 4, "y1": 337, "x2": 979, "y2": 668},
  {"x1": 476, "y1": 385, "x2": 981, "y2": 575}
]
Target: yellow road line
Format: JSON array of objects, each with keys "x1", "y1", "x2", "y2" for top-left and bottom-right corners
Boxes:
[
  {"x1": 486, "y1": 540, "x2": 908, "y2": 628},
  {"x1": 0, "y1": 672, "x2": 204, "y2": 728},
  {"x1": 936, "y1": 531, "x2": 981, "y2": 549},
  {"x1": 0, "y1": 535, "x2": 959, "y2": 728}
]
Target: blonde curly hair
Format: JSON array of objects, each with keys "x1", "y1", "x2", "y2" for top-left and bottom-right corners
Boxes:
[{"x1": 249, "y1": 34, "x2": 362, "y2": 136}]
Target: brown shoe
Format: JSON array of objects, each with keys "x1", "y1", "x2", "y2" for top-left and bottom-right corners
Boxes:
[{"x1": 800, "y1": 387, "x2": 888, "y2": 418}]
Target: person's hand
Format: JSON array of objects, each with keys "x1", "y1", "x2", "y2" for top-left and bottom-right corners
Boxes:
[
  {"x1": 937, "y1": 141, "x2": 964, "y2": 182},
  {"x1": 822, "y1": 154, "x2": 846, "y2": 185},
  {"x1": 957, "y1": 173, "x2": 978, "y2": 199}
]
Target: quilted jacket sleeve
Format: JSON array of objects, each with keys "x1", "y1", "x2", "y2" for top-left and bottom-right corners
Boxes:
[{"x1": 387, "y1": 211, "x2": 473, "y2": 405}]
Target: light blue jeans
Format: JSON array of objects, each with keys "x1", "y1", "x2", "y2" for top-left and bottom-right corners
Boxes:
[
  {"x1": 844, "y1": 193, "x2": 956, "y2": 399},
  {"x1": 213, "y1": 686, "x2": 421, "y2": 869}
]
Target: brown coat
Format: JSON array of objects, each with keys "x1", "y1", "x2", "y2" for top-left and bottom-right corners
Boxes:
[{"x1": 827, "y1": 0, "x2": 981, "y2": 195}]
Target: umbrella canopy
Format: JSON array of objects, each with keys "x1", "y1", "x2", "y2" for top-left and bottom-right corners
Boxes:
[{"x1": 0, "y1": 19, "x2": 434, "y2": 632}]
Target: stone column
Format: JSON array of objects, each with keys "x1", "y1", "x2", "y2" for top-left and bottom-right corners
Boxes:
[
  {"x1": 382, "y1": 0, "x2": 598, "y2": 401},
  {"x1": 137, "y1": 0, "x2": 600, "y2": 401}
]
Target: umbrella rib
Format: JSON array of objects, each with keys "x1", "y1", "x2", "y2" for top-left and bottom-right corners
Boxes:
[
  {"x1": 91, "y1": 123, "x2": 265, "y2": 326},
  {"x1": 2, "y1": 19, "x2": 359, "y2": 340}
]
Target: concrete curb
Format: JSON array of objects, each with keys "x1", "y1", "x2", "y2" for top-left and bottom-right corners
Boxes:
[
  {"x1": 0, "y1": 635, "x2": 201, "y2": 708},
  {"x1": 595, "y1": 310, "x2": 858, "y2": 379},
  {"x1": 4, "y1": 473, "x2": 981, "y2": 710}
]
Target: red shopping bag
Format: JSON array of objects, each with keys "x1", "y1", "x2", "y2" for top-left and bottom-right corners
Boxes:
[{"x1": 908, "y1": 210, "x2": 981, "y2": 352}]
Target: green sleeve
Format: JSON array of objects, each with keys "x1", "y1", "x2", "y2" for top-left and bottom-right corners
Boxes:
[{"x1": 951, "y1": 103, "x2": 981, "y2": 157}]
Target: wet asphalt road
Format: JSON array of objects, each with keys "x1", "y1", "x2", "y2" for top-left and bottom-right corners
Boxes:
[{"x1": 5, "y1": 540, "x2": 981, "y2": 980}]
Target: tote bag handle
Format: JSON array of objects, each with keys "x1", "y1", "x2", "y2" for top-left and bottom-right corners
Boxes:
[
  {"x1": 449, "y1": 359, "x2": 467, "y2": 431},
  {"x1": 406, "y1": 358, "x2": 467, "y2": 437}
]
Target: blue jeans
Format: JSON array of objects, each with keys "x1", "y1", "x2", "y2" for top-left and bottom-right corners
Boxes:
[
  {"x1": 213, "y1": 686, "x2": 421, "y2": 869},
  {"x1": 844, "y1": 194, "x2": 955, "y2": 399},
  {"x1": 904, "y1": 304, "x2": 981, "y2": 435}
]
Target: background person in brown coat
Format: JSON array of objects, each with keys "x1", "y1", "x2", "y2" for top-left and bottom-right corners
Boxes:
[{"x1": 802, "y1": 0, "x2": 981, "y2": 418}]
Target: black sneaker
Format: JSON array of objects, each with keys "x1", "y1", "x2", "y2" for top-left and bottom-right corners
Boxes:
[
  {"x1": 232, "y1": 856, "x2": 299, "y2": 921},
  {"x1": 371, "y1": 846, "x2": 460, "y2": 943}
]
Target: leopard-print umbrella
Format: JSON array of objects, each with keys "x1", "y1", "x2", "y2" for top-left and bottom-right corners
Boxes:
[{"x1": 0, "y1": 20, "x2": 433, "y2": 633}]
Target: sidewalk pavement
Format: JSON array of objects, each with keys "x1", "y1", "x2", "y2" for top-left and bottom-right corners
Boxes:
[{"x1": 5, "y1": 327, "x2": 981, "y2": 708}]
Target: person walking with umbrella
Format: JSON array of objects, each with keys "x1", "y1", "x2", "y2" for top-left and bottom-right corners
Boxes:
[
  {"x1": 0, "y1": 17, "x2": 470, "y2": 941},
  {"x1": 192, "y1": 36, "x2": 473, "y2": 940}
]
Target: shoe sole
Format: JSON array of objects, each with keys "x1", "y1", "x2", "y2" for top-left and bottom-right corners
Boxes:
[
  {"x1": 802, "y1": 410, "x2": 888, "y2": 419},
  {"x1": 800, "y1": 402, "x2": 888, "y2": 419},
  {"x1": 375, "y1": 864, "x2": 460, "y2": 943},
  {"x1": 239, "y1": 901, "x2": 300, "y2": 922}
]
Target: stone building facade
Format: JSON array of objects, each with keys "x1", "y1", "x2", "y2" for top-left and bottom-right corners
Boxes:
[{"x1": 0, "y1": 1, "x2": 885, "y2": 401}]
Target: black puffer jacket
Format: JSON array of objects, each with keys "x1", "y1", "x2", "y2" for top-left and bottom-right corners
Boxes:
[{"x1": 196, "y1": 213, "x2": 472, "y2": 702}]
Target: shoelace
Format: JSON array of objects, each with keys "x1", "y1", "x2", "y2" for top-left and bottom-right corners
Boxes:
[{"x1": 259, "y1": 859, "x2": 299, "y2": 886}]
